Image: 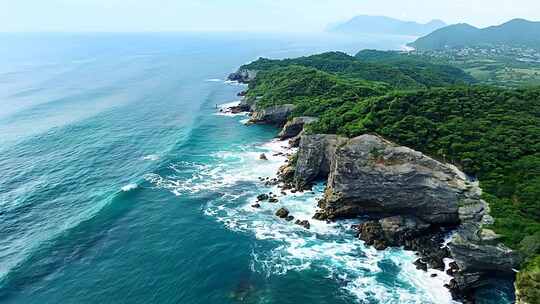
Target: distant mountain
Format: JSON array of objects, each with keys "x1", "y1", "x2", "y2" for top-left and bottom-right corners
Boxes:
[
  {"x1": 328, "y1": 15, "x2": 446, "y2": 36},
  {"x1": 409, "y1": 18, "x2": 540, "y2": 50}
]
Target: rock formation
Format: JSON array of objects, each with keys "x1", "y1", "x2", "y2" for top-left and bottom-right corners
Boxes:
[
  {"x1": 293, "y1": 134, "x2": 347, "y2": 190},
  {"x1": 249, "y1": 104, "x2": 296, "y2": 126},
  {"x1": 292, "y1": 133, "x2": 520, "y2": 302},
  {"x1": 228, "y1": 69, "x2": 258, "y2": 84},
  {"x1": 278, "y1": 116, "x2": 318, "y2": 140}
]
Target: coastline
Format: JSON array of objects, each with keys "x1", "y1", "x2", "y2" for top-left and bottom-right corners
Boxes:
[
  {"x1": 216, "y1": 82, "x2": 462, "y2": 303},
  {"x1": 222, "y1": 66, "x2": 521, "y2": 303}
]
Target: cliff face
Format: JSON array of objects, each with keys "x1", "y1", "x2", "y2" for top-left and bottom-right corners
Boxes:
[
  {"x1": 278, "y1": 116, "x2": 318, "y2": 140},
  {"x1": 228, "y1": 69, "x2": 258, "y2": 84},
  {"x1": 322, "y1": 135, "x2": 464, "y2": 224},
  {"x1": 293, "y1": 134, "x2": 347, "y2": 190},
  {"x1": 249, "y1": 104, "x2": 296, "y2": 126},
  {"x1": 293, "y1": 133, "x2": 520, "y2": 301}
]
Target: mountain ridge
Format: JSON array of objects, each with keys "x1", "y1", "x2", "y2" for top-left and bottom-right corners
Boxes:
[
  {"x1": 328, "y1": 15, "x2": 446, "y2": 36},
  {"x1": 409, "y1": 18, "x2": 540, "y2": 50}
]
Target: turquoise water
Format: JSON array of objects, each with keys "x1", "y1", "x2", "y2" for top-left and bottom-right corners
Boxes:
[{"x1": 0, "y1": 33, "x2": 512, "y2": 304}]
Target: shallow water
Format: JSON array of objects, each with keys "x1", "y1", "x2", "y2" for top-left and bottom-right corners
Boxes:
[{"x1": 0, "y1": 33, "x2": 513, "y2": 303}]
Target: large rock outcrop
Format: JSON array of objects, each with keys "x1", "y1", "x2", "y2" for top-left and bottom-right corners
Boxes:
[
  {"x1": 278, "y1": 116, "x2": 318, "y2": 140},
  {"x1": 447, "y1": 198, "x2": 521, "y2": 299},
  {"x1": 228, "y1": 69, "x2": 258, "y2": 83},
  {"x1": 321, "y1": 134, "x2": 466, "y2": 224},
  {"x1": 293, "y1": 134, "x2": 347, "y2": 189},
  {"x1": 292, "y1": 133, "x2": 519, "y2": 301},
  {"x1": 249, "y1": 104, "x2": 296, "y2": 126}
]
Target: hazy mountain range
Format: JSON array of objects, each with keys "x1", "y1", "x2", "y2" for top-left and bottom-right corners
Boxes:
[
  {"x1": 328, "y1": 15, "x2": 446, "y2": 36},
  {"x1": 409, "y1": 18, "x2": 540, "y2": 50}
]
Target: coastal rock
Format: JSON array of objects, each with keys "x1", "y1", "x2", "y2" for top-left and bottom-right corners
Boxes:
[
  {"x1": 277, "y1": 164, "x2": 295, "y2": 184},
  {"x1": 414, "y1": 259, "x2": 428, "y2": 271},
  {"x1": 288, "y1": 135, "x2": 302, "y2": 148},
  {"x1": 278, "y1": 116, "x2": 318, "y2": 140},
  {"x1": 448, "y1": 232, "x2": 521, "y2": 293},
  {"x1": 250, "y1": 104, "x2": 296, "y2": 126},
  {"x1": 259, "y1": 153, "x2": 268, "y2": 160},
  {"x1": 379, "y1": 216, "x2": 431, "y2": 245},
  {"x1": 228, "y1": 69, "x2": 257, "y2": 83},
  {"x1": 275, "y1": 208, "x2": 290, "y2": 218},
  {"x1": 228, "y1": 103, "x2": 251, "y2": 114},
  {"x1": 357, "y1": 216, "x2": 431, "y2": 248},
  {"x1": 445, "y1": 196, "x2": 521, "y2": 297},
  {"x1": 321, "y1": 134, "x2": 465, "y2": 224},
  {"x1": 257, "y1": 194, "x2": 269, "y2": 201},
  {"x1": 295, "y1": 220, "x2": 311, "y2": 229},
  {"x1": 294, "y1": 134, "x2": 347, "y2": 190}
]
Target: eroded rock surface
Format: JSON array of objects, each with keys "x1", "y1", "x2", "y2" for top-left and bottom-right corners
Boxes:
[
  {"x1": 294, "y1": 134, "x2": 347, "y2": 190},
  {"x1": 322, "y1": 134, "x2": 466, "y2": 224},
  {"x1": 278, "y1": 116, "x2": 318, "y2": 140},
  {"x1": 228, "y1": 69, "x2": 258, "y2": 83},
  {"x1": 249, "y1": 104, "x2": 296, "y2": 126}
]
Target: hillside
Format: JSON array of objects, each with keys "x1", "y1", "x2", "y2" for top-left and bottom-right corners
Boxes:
[
  {"x1": 328, "y1": 15, "x2": 446, "y2": 36},
  {"x1": 239, "y1": 52, "x2": 474, "y2": 90},
  {"x1": 355, "y1": 49, "x2": 476, "y2": 86},
  {"x1": 409, "y1": 18, "x2": 540, "y2": 50}
]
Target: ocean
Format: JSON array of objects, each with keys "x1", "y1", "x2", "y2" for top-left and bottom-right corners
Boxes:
[{"x1": 0, "y1": 33, "x2": 513, "y2": 304}]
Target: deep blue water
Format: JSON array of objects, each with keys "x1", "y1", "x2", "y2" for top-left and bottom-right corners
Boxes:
[{"x1": 0, "y1": 33, "x2": 513, "y2": 304}]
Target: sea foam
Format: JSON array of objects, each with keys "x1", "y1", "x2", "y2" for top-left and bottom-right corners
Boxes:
[{"x1": 121, "y1": 183, "x2": 138, "y2": 192}]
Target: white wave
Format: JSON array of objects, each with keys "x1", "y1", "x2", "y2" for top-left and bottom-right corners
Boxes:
[
  {"x1": 145, "y1": 140, "x2": 291, "y2": 197},
  {"x1": 142, "y1": 154, "x2": 160, "y2": 161},
  {"x1": 205, "y1": 78, "x2": 222, "y2": 82},
  {"x1": 224, "y1": 80, "x2": 247, "y2": 86},
  {"x1": 219, "y1": 100, "x2": 241, "y2": 109},
  {"x1": 213, "y1": 100, "x2": 250, "y2": 117},
  {"x1": 239, "y1": 118, "x2": 251, "y2": 124},
  {"x1": 121, "y1": 183, "x2": 138, "y2": 192}
]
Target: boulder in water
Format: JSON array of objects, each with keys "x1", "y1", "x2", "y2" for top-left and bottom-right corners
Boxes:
[{"x1": 275, "y1": 208, "x2": 289, "y2": 218}]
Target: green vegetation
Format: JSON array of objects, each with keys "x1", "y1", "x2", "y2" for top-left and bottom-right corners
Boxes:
[
  {"x1": 516, "y1": 255, "x2": 540, "y2": 304},
  {"x1": 404, "y1": 18, "x2": 540, "y2": 87},
  {"x1": 355, "y1": 49, "x2": 476, "y2": 87},
  {"x1": 242, "y1": 51, "x2": 474, "y2": 90},
  {"x1": 242, "y1": 51, "x2": 540, "y2": 294},
  {"x1": 246, "y1": 65, "x2": 388, "y2": 114},
  {"x1": 357, "y1": 49, "x2": 540, "y2": 87}
]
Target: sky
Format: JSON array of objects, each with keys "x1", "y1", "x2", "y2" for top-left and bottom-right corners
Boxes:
[{"x1": 0, "y1": 0, "x2": 539, "y2": 33}]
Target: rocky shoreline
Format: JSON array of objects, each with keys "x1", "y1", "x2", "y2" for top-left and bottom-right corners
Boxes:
[{"x1": 226, "y1": 72, "x2": 521, "y2": 303}]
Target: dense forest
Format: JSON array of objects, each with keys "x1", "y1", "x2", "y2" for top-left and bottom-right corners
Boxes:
[
  {"x1": 241, "y1": 51, "x2": 540, "y2": 301},
  {"x1": 242, "y1": 52, "x2": 474, "y2": 89}
]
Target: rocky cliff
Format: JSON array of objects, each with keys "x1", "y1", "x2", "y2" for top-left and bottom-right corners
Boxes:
[
  {"x1": 228, "y1": 69, "x2": 258, "y2": 84},
  {"x1": 278, "y1": 116, "x2": 318, "y2": 140},
  {"x1": 321, "y1": 135, "x2": 465, "y2": 224},
  {"x1": 249, "y1": 104, "x2": 296, "y2": 126},
  {"x1": 292, "y1": 133, "x2": 520, "y2": 302},
  {"x1": 293, "y1": 134, "x2": 347, "y2": 190}
]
